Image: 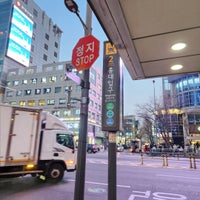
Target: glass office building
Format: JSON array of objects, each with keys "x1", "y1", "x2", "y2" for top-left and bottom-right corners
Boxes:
[
  {"x1": 172, "y1": 74, "x2": 200, "y2": 108},
  {"x1": 0, "y1": 0, "x2": 62, "y2": 101},
  {"x1": 164, "y1": 73, "x2": 200, "y2": 146},
  {"x1": 0, "y1": 0, "x2": 13, "y2": 88}
]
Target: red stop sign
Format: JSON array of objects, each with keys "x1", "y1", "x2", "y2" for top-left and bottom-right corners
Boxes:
[{"x1": 72, "y1": 35, "x2": 100, "y2": 70}]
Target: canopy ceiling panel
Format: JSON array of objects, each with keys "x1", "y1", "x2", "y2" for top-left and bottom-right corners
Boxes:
[{"x1": 88, "y1": 0, "x2": 200, "y2": 80}]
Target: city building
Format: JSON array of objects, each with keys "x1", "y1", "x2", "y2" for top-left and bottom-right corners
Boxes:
[
  {"x1": 0, "y1": 0, "x2": 105, "y2": 146},
  {"x1": 3, "y1": 61, "x2": 104, "y2": 145},
  {"x1": 162, "y1": 73, "x2": 200, "y2": 147},
  {"x1": 122, "y1": 115, "x2": 139, "y2": 147},
  {"x1": 0, "y1": 0, "x2": 62, "y2": 101}
]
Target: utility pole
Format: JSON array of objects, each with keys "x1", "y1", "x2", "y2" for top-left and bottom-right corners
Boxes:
[
  {"x1": 153, "y1": 80, "x2": 157, "y2": 145},
  {"x1": 64, "y1": 1, "x2": 92, "y2": 200}
]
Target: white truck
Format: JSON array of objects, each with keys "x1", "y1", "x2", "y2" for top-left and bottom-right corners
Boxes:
[{"x1": 0, "y1": 104, "x2": 77, "y2": 182}]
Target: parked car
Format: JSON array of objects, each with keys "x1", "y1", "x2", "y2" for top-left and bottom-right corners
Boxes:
[{"x1": 87, "y1": 144, "x2": 98, "y2": 153}]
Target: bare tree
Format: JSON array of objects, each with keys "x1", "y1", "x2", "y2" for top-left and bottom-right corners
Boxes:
[
  {"x1": 136, "y1": 99, "x2": 174, "y2": 148},
  {"x1": 136, "y1": 102, "x2": 157, "y2": 147}
]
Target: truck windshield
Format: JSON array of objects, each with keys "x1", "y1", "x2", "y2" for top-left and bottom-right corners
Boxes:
[{"x1": 56, "y1": 133, "x2": 74, "y2": 150}]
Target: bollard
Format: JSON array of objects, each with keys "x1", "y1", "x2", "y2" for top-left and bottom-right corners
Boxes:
[
  {"x1": 162, "y1": 154, "x2": 165, "y2": 167},
  {"x1": 141, "y1": 153, "x2": 143, "y2": 165},
  {"x1": 177, "y1": 153, "x2": 179, "y2": 160},
  {"x1": 166, "y1": 154, "x2": 168, "y2": 167},
  {"x1": 189, "y1": 154, "x2": 193, "y2": 169},
  {"x1": 193, "y1": 154, "x2": 197, "y2": 169}
]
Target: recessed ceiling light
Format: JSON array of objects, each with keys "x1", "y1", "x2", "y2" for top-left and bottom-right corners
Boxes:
[
  {"x1": 171, "y1": 64, "x2": 183, "y2": 70},
  {"x1": 171, "y1": 43, "x2": 186, "y2": 51}
]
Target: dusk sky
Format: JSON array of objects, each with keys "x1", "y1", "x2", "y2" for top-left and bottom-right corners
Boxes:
[{"x1": 34, "y1": 0, "x2": 163, "y2": 115}]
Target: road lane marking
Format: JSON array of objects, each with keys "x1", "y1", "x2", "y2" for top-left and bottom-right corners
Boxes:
[
  {"x1": 156, "y1": 174, "x2": 200, "y2": 180},
  {"x1": 67, "y1": 179, "x2": 131, "y2": 188}
]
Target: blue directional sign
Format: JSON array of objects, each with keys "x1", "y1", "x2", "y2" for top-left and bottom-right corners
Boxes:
[
  {"x1": 106, "y1": 110, "x2": 114, "y2": 118},
  {"x1": 106, "y1": 118, "x2": 114, "y2": 126}
]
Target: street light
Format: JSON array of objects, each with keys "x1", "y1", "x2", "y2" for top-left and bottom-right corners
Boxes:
[
  {"x1": 64, "y1": 1, "x2": 92, "y2": 200},
  {"x1": 64, "y1": 0, "x2": 78, "y2": 13},
  {"x1": 153, "y1": 80, "x2": 156, "y2": 111},
  {"x1": 153, "y1": 80, "x2": 157, "y2": 145},
  {"x1": 64, "y1": 0, "x2": 88, "y2": 30}
]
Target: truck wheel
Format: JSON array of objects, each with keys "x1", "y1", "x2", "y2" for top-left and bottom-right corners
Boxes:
[{"x1": 47, "y1": 163, "x2": 64, "y2": 182}]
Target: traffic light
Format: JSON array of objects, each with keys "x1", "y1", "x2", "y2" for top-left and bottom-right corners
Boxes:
[
  {"x1": 65, "y1": 64, "x2": 73, "y2": 80},
  {"x1": 66, "y1": 63, "x2": 73, "y2": 72}
]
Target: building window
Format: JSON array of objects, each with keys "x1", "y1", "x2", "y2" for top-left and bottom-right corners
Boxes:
[
  {"x1": 64, "y1": 110, "x2": 71, "y2": 117},
  {"x1": 47, "y1": 99, "x2": 55, "y2": 105},
  {"x1": 90, "y1": 100, "x2": 94, "y2": 107},
  {"x1": 44, "y1": 43, "x2": 48, "y2": 50},
  {"x1": 30, "y1": 56, "x2": 33, "y2": 63},
  {"x1": 26, "y1": 68, "x2": 34, "y2": 74},
  {"x1": 22, "y1": 79, "x2": 28, "y2": 85},
  {"x1": 16, "y1": 90, "x2": 22, "y2": 96},
  {"x1": 52, "y1": 110, "x2": 60, "y2": 117},
  {"x1": 35, "y1": 89, "x2": 41, "y2": 95},
  {"x1": 22, "y1": 0, "x2": 28, "y2": 4},
  {"x1": 57, "y1": 65, "x2": 63, "y2": 70},
  {"x1": 65, "y1": 86, "x2": 72, "y2": 92},
  {"x1": 7, "y1": 81, "x2": 11, "y2": 86},
  {"x1": 33, "y1": 22, "x2": 37, "y2": 29},
  {"x1": 44, "y1": 88, "x2": 51, "y2": 94},
  {"x1": 43, "y1": 54, "x2": 48, "y2": 61},
  {"x1": 32, "y1": 33, "x2": 35, "y2": 40},
  {"x1": 59, "y1": 98, "x2": 66, "y2": 105},
  {"x1": 38, "y1": 100, "x2": 45, "y2": 106},
  {"x1": 33, "y1": 9, "x2": 38, "y2": 17},
  {"x1": 25, "y1": 89, "x2": 31, "y2": 95},
  {"x1": 31, "y1": 78, "x2": 37, "y2": 84},
  {"x1": 97, "y1": 115, "x2": 100, "y2": 122},
  {"x1": 76, "y1": 85, "x2": 81, "y2": 92},
  {"x1": 49, "y1": 76, "x2": 56, "y2": 82},
  {"x1": 28, "y1": 100, "x2": 35, "y2": 107},
  {"x1": 6, "y1": 91, "x2": 14, "y2": 97},
  {"x1": 55, "y1": 87, "x2": 61, "y2": 93},
  {"x1": 75, "y1": 109, "x2": 80, "y2": 115},
  {"x1": 93, "y1": 90, "x2": 96, "y2": 96},
  {"x1": 55, "y1": 42, "x2": 58, "y2": 48},
  {"x1": 31, "y1": 45, "x2": 34, "y2": 52},
  {"x1": 54, "y1": 51, "x2": 58, "y2": 57},
  {"x1": 92, "y1": 112, "x2": 95, "y2": 119},
  {"x1": 41, "y1": 77, "x2": 47, "y2": 83},
  {"x1": 45, "y1": 33, "x2": 49, "y2": 40},
  {"x1": 46, "y1": 66, "x2": 53, "y2": 72},
  {"x1": 197, "y1": 91, "x2": 200, "y2": 105},
  {"x1": 88, "y1": 111, "x2": 91, "y2": 118},
  {"x1": 10, "y1": 101, "x2": 17, "y2": 105},
  {"x1": 19, "y1": 101, "x2": 26, "y2": 106},
  {"x1": 13, "y1": 80, "x2": 19, "y2": 86}
]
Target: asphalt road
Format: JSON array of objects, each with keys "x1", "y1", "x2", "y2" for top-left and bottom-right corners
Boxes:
[{"x1": 0, "y1": 151, "x2": 200, "y2": 200}]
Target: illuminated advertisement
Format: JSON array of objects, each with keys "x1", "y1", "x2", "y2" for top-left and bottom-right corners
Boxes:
[{"x1": 6, "y1": 5, "x2": 33, "y2": 67}]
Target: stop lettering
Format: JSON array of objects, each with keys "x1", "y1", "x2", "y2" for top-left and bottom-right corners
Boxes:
[{"x1": 72, "y1": 35, "x2": 100, "y2": 70}]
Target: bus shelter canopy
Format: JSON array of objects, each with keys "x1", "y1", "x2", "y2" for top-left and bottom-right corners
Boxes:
[{"x1": 88, "y1": 0, "x2": 200, "y2": 80}]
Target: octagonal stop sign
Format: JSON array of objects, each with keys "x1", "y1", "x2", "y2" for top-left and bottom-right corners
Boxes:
[{"x1": 72, "y1": 34, "x2": 100, "y2": 70}]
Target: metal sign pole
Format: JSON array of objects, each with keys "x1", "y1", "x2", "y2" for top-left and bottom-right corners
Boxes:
[
  {"x1": 73, "y1": 3, "x2": 92, "y2": 200},
  {"x1": 108, "y1": 132, "x2": 117, "y2": 200},
  {"x1": 102, "y1": 42, "x2": 123, "y2": 200}
]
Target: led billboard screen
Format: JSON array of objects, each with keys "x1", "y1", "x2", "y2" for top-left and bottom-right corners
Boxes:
[{"x1": 6, "y1": 5, "x2": 33, "y2": 67}]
